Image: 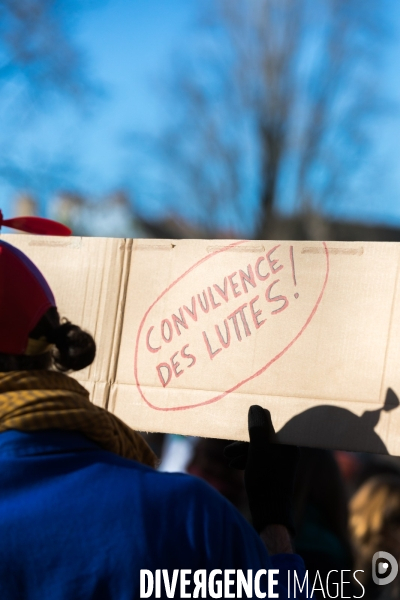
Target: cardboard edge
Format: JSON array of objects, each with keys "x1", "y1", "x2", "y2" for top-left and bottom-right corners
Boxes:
[
  {"x1": 379, "y1": 245, "x2": 400, "y2": 401},
  {"x1": 109, "y1": 381, "x2": 397, "y2": 454}
]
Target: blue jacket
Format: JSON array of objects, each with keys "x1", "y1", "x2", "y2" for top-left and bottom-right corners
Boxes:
[{"x1": 0, "y1": 429, "x2": 307, "y2": 599}]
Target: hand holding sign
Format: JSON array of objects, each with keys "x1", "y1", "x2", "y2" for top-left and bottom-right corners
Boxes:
[{"x1": 224, "y1": 405, "x2": 298, "y2": 535}]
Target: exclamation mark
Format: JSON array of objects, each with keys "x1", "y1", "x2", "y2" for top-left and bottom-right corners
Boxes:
[{"x1": 290, "y1": 246, "x2": 299, "y2": 299}]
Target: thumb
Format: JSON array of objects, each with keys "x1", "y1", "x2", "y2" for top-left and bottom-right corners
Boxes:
[{"x1": 248, "y1": 405, "x2": 276, "y2": 450}]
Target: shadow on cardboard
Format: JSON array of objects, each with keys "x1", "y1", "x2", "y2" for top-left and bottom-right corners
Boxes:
[{"x1": 276, "y1": 388, "x2": 399, "y2": 454}]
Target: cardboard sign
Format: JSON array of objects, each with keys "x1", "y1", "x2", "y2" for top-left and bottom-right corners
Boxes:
[{"x1": 5, "y1": 234, "x2": 400, "y2": 455}]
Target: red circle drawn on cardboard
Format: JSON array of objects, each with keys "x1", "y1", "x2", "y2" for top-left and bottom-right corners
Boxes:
[{"x1": 134, "y1": 240, "x2": 330, "y2": 411}]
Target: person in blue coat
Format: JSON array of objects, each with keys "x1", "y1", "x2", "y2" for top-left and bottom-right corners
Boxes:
[{"x1": 0, "y1": 238, "x2": 308, "y2": 599}]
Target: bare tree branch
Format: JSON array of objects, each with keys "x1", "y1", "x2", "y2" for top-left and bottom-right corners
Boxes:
[{"x1": 144, "y1": 0, "x2": 391, "y2": 239}]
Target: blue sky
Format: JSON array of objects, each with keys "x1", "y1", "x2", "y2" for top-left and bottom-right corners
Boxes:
[
  {"x1": 2, "y1": 0, "x2": 198, "y2": 216},
  {"x1": 2, "y1": 0, "x2": 400, "y2": 232},
  {"x1": 70, "y1": 0, "x2": 197, "y2": 189}
]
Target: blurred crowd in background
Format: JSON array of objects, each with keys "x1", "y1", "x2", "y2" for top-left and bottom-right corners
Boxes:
[
  {"x1": 2, "y1": 0, "x2": 400, "y2": 598},
  {"x1": 147, "y1": 432, "x2": 400, "y2": 599}
]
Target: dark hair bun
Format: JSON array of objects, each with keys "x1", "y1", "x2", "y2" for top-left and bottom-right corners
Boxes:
[{"x1": 49, "y1": 321, "x2": 96, "y2": 372}]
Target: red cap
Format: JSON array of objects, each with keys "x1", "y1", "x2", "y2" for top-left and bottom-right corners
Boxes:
[{"x1": 0, "y1": 240, "x2": 56, "y2": 354}]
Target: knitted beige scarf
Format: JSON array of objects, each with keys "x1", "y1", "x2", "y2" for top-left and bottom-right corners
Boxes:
[{"x1": 0, "y1": 370, "x2": 157, "y2": 468}]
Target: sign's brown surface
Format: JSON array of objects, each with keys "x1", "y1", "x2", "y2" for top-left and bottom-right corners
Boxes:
[
  {"x1": 5, "y1": 234, "x2": 400, "y2": 455},
  {"x1": 132, "y1": 240, "x2": 329, "y2": 410}
]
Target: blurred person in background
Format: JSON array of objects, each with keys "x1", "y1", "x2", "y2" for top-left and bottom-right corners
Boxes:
[
  {"x1": 292, "y1": 448, "x2": 354, "y2": 595},
  {"x1": 186, "y1": 437, "x2": 250, "y2": 519},
  {"x1": 355, "y1": 457, "x2": 400, "y2": 491},
  {"x1": 350, "y1": 474, "x2": 400, "y2": 599}
]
